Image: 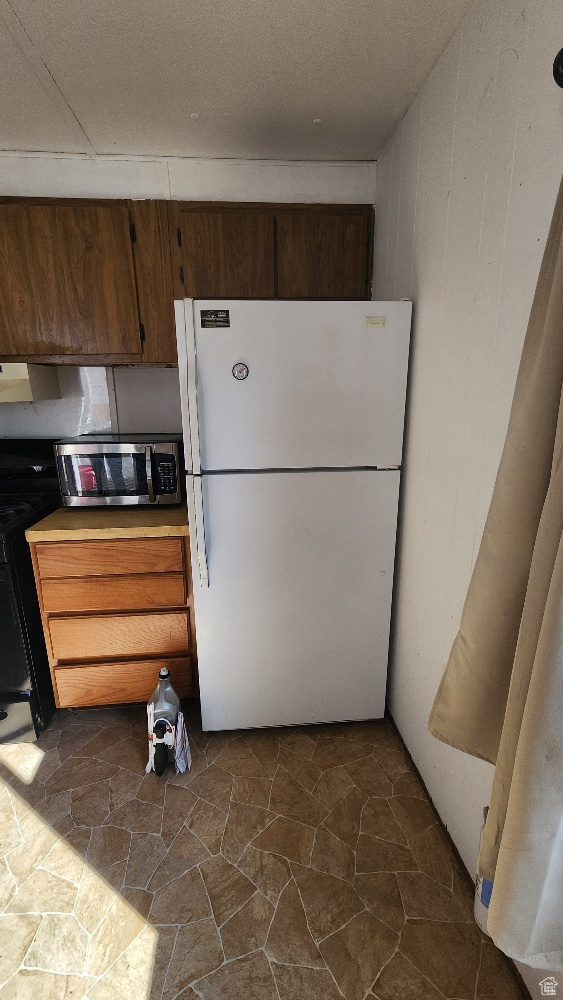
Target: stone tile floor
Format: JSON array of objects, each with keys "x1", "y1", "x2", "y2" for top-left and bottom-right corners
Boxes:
[{"x1": 0, "y1": 703, "x2": 527, "y2": 1000}]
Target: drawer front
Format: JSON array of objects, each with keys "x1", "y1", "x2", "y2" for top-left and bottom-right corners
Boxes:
[
  {"x1": 49, "y1": 611, "x2": 189, "y2": 662},
  {"x1": 42, "y1": 573, "x2": 187, "y2": 613},
  {"x1": 55, "y1": 657, "x2": 192, "y2": 707},
  {"x1": 35, "y1": 537, "x2": 184, "y2": 579}
]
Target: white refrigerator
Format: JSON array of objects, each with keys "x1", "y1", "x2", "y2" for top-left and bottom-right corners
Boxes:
[{"x1": 175, "y1": 299, "x2": 411, "y2": 731}]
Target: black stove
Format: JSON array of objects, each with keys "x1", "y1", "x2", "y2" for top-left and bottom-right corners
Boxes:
[
  {"x1": 0, "y1": 440, "x2": 61, "y2": 742},
  {"x1": 0, "y1": 494, "x2": 59, "y2": 554},
  {"x1": 0, "y1": 501, "x2": 34, "y2": 524},
  {"x1": 0, "y1": 491, "x2": 56, "y2": 525}
]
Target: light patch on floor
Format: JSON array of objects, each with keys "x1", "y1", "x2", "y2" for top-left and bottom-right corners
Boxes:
[
  {"x1": 0, "y1": 704, "x2": 527, "y2": 999},
  {"x1": 0, "y1": 742, "x2": 46, "y2": 784}
]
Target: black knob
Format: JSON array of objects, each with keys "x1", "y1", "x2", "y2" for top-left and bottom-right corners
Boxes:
[{"x1": 554, "y1": 48, "x2": 563, "y2": 88}]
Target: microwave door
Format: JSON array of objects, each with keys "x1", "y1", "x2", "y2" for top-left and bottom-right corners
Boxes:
[{"x1": 56, "y1": 443, "x2": 152, "y2": 506}]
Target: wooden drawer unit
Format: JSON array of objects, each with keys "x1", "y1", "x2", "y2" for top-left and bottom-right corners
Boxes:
[
  {"x1": 35, "y1": 537, "x2": 184, "y2": 578},
  {"x1": 54, "y1": 657, "x2": 191, "y2": 708},
  {"x1": 41, "y1": 573, "x2": 187, "y2": 613},
  {"x1": 28, "y1": 527, "x2": 197, "y2": 709},
  {"x1": 49, "y1": 611, "x2": 190, "y2": 662}
]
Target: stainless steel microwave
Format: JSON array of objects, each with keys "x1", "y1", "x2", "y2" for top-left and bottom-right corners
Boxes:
[{"x1": 54, "y1": 435, "x2": 184, "y2": 507}]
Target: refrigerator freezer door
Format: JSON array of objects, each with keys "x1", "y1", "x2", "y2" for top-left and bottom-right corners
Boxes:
[
  {"x1": 191, "y1": 300, "x2": 411, "y2": 471},
  {"x1": 191, "y1": 469, "x2": 400, "y2": 730}
]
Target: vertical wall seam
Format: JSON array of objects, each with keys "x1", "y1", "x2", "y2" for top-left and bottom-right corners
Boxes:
[
  {"x1": 438, "y1": 29, "x2": 463, "y2": 339},
  {"x1": 383, "y1": 144, "x2": 394, "y2": 298},
  {"x1": 447, "y1": 9, "x2": 504, "y2": 632},
  {"x1": 392, "y1": 123, "x2": 405, "y2": 298},
  {"x1": 420, "y1": 28, "x2": 463, "y2": 536},
  {"x1": 471, "y1": 11, "x2": 531, "y2": 568},
  {"x1": 471, "y1": 17, "x2": 503, "y2": 314},
  {"x1": 408, "y1": 95, "x2": 423, "y2": 299}
]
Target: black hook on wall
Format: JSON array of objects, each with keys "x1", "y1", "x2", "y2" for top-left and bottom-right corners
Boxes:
[{"x1": 554, "y1": 49, "x2": 563, "y2": 88}]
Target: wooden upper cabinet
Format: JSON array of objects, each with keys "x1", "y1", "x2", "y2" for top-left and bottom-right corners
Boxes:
[
  {"x1": 169, "y1": 202, "x2": 372, "y2": 302},
  {"x1": 275, "y1": 206, "x2": 373, "y2": 299},
  {"x1": 170, "y1": 204, "x2": 275, "y2": 299},
  {"x1": 0, "y1": 198, "x2": 372, "y2": 364},
  {"x1": 128, "y1": 200, "x2": 177, "y2": 363},
  {"x1": 0, "y1": 200, "x2": 142, "y2": 361}
]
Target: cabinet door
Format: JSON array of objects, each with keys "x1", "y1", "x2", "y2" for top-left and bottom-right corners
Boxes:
[
  {"x1": 276, "y1": 206, "x2": 373, "y2": 299},
  {"x1": 0, "y1": 200, "x2": 142, "y2": 360},
  {"x1": 172, "y1": 205, "x2": 275, "y2": 299},
  {"x1": 128, "y1": 200, "x2": 177, "y2": 363}
]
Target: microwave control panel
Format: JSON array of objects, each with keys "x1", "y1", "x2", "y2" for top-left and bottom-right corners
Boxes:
[{"x1": 154, "y1": 454, "x2": 178, "y2": 495}]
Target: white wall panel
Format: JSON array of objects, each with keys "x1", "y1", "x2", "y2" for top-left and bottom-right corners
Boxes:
[
  {"x1": 167, "y1": 158, "x2": 377, "y2": 204},
  {"x1": 0, "y1": 154, "x2": 170, "y2": 199},
  {"x1": 0, "y1": 368, "x2": 111, "y2": 438},
  {"x1": 0, "y1": 153, "x2": 376, "y2": 204},
  {"x1": 375, "y1": 0, "x2": 563, "y2": 927}
]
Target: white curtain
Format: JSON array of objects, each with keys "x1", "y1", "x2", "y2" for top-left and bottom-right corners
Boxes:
[{"x1": 428, "y1": 176, "x2": 563, "y2": 968}]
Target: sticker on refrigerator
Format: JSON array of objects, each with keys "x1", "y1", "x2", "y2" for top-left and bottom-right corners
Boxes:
[
  {"x1": 201, "y1": 309, "x2": 230, "y2": 328},
  {"x1": 365, "y1": 316, "x2": 386, "y2": 328}
]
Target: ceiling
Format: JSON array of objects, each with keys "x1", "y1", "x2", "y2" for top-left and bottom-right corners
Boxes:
[{"x1": 0, "y1": 0, "x2": 473, "y2": 161}]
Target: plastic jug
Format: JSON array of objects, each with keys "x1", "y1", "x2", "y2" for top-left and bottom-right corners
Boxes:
[{"x1": 148, "y1": 667, "x2": 180, "y2": 776}]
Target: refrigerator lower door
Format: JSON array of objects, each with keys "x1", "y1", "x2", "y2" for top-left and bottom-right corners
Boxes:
[{"x1": 191, "y1": 469, "x2": 400, "y2": 730}]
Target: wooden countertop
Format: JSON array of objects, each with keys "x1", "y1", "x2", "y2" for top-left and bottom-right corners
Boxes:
[{"x1": 26, "y1": 506, "x2": 189, "y2": 542}]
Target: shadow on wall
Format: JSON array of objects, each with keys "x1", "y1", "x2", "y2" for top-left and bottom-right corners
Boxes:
[{"x1": 109, "y1": 367, "x2": 182, "y2": 435}]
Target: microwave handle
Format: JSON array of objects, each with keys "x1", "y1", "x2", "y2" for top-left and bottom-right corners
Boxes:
[{"x1": 145, "y1": 447, "x2": 156, "y2": 503}]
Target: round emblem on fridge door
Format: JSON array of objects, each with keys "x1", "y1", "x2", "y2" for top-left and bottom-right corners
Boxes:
[{"x1": 232, "y1": 363, "x2": 249, "y2": 380}]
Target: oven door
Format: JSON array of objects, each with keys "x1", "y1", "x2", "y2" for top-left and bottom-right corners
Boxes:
[
  {"x1": 55, "y1": 443, "x2": 156, "y2": 506},
  {"x1": 0, "y1": 562, "x2": 32, "y2": 690}
]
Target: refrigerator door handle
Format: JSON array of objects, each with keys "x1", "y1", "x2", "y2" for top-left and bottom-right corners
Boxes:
[
  {"x1": 174, "y1": 299, "x2": 193, "y2": 473},
  {"x1": 185, "y1": 299, "x2": 202, "y2": 475},
  {"x1": 187, "y1": 475, "x2": 209, "y2": 588}
]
